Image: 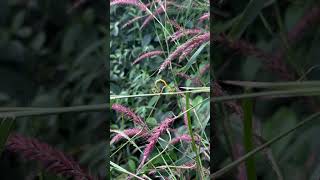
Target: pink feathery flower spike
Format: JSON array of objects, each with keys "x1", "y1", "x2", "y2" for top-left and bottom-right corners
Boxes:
[
  {"x1": 110, "y1": 0, "x2": 147, "y2": 11},
  {"x1": 183, "y1": 107, "x2": 188, "y2": 127},
  {"x1": 170, "y1": 29, "x2": 203, "y2": 42},
  {"x1": 141, "y1": 3, "x2": 167, "y2": 29},
  {"x1": 167, "y1": 19, "x2": 183, "y2": 30},
  {"x1": 111, "y1": 128, "x2": 150, "y2": 144},
  {"x1": 133, "y1": 50, "x2": 164, "y2": 64},
  {"x1": 6, "y1": 133, "x2": 94, "y2": 180},
  {"x1": 138, "y1": 117, "x2": 176, "y2": 169},
  {"x1": 170, "y1": 134, "x2": 200, "y2": 145},
  {"x1": 158, "y1": 33, "x2": 209, "y2": 73},
  {"x1": 112, "y1": 104, "x2": 145, "y2": 126},
  {"x1": 178, "y1": 42, "x2": 200, "y2": 62},
  {"x1": 122, "y1": 16, "x2": 144, "y2": 29},
  {"x1": 199, "y1": 12, "x2": 210, "y2": 23}
]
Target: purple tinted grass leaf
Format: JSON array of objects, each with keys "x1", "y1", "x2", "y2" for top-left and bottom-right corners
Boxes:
[
  {"x1": 112, "y1": 104, "x2": 145, "y2": 126},
  {"x1": 111, "y1": 128, "x2": 150, "y2": 144},
  {"x1": 6, "y1": 133, "x2": 94, "y2": 180},
  {"x1": 132, "y1": 50, "x2": 164, "y2": 64},
  {"x1": 234, "y1": 143, "x2": 248, "y2": 180}
]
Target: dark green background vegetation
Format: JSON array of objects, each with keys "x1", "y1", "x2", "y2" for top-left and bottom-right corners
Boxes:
[
  {"x1": 0, "y1": 0, "x2": 106, "y2": 179},
  {"x1": 213, "y1": 0, "x2": 320, "y2": 179}
]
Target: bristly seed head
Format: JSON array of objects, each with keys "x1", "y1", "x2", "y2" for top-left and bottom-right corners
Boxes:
[
  {"x1": 138, "y1": 116, "x2": 176, "y2": 169},
  {"x1": 158, "y1": 33, "x2": 209, "y2": 74},
  {"x1": 110, "y1": 0, "x2": 147, "y2": 11},
  {"x1": 198, "y1": 12, "x2": 210, "y2": 23},
  {"x1": 111, "y1": 128, "x2": 150, "y2": 144},
  {"x1": 112, "y1": 104, "x2": 145, "y2": 126},
  {"x1": 170, "y1": 134, "x2": 200, "y2": 145},
  {"x1": 6, "y1": 133, "x2": 94, "y2": 180},
  {"x1": 133, "y1": 50, "x2": 164, "y2": 64}
]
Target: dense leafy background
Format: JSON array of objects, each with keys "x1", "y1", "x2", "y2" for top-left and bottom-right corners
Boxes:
[
  {"x1": 0, "y1": 0, "x2": 106, "y2": 179},
  {"x1": 213, "y1": 0, "x2": 320, "y2": 179},
  {"x1": 110, "y1": 0, "x2": 210, "y2": 179}
]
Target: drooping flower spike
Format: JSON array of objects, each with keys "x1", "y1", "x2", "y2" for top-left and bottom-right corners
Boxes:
[
  {"x1": 111, "y1": 128, "x2": 150, "y2": 144},
  {"x1": 138, "y1": 116, "x2": 176, "y2": 169},
  {"x1": 112, "y1": 104, "x2": 145, "y2": 126},
  {"x1": 158, "y1": 33, "x2": 210, "y2": 73},
  {"x1": 133, "y1": 50, "x2": 164, "y2": 64},
  {"x1": 198, "y1": 12, "x2": 209, "y2": 23}
]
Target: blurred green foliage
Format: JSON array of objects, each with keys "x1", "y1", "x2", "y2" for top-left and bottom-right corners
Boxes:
[
  {"x1": 214, "y1": 0, "x2": 320, "y2": 179},
  {"x1": 0, "y1": 0, "x2": 106, "y2": 179}
]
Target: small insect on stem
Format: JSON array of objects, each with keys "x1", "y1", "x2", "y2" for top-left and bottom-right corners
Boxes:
[{"x1": 151, "y1": 79, "x2": 175, "y2": 93}]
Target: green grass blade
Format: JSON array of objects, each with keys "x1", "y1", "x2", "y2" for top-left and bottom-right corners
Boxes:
[
  {"x1": 111, "y1": 89, "x2": 210, "y2": 100},
  {"x1": 185, "y1": 93, "x2": 204, "y2": 179},
  {"x1": 110, "y1": 161, "x2": 145, "y2": 180},
  {"x1": 223, "y1": 80, "x2": 320, "y2": 89},
  {"x1": 242, "y1": 91, "x2": 256, "y2": 180},
  {"x1": 0, "y1": 104, "x2": 108, "y2": 119},
  {"x1": 212, "y1": 88, "x2": 320, "y2": 103}
]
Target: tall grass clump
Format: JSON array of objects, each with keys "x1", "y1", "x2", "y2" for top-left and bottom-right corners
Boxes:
[{"x1": 110, "y1": 0, "x2": 210, "y2": 179}]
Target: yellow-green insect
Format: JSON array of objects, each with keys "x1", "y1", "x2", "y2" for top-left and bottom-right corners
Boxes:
[{"x1": 151, "y1": 79, "x2": 175, "y2": 93}]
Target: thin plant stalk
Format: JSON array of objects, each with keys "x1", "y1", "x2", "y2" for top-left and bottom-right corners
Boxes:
[
  {"x1": 185, "y1": 93, "x2": 204, "y2": 179},
  {"x1": 242, "y1": 90, "x2": 257, "y2": 180},
  {"x1": 212, "y1": 87, "x2": 320, "y2": 103}
]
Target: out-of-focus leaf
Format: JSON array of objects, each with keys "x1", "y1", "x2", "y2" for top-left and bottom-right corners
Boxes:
[
  {"x1": 229, "y1": 0, "x2": 266, "y2": 39},
  {"x1": 263, "y1": 108, "x2": 297, "y2": 159}
]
